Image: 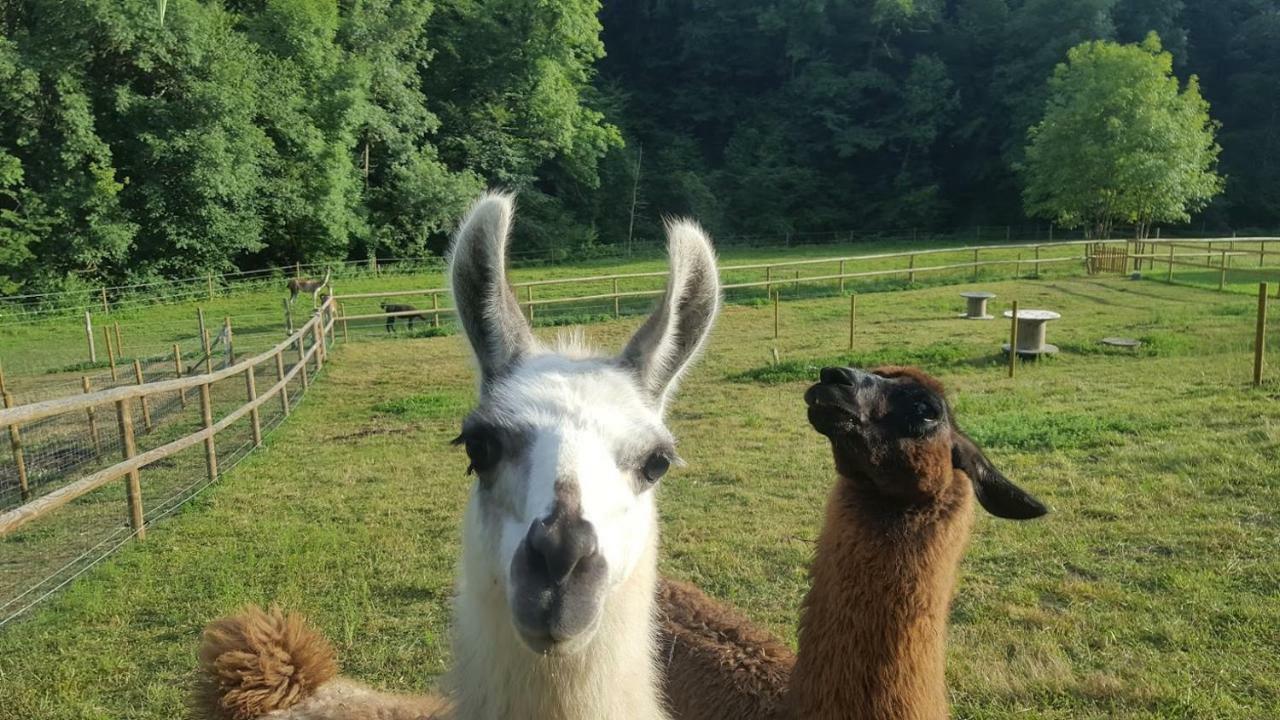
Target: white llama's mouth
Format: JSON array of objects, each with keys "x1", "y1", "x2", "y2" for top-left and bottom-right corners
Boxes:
[{"x1": 506, "y1": 512, "x2": 606, "y2": 653}]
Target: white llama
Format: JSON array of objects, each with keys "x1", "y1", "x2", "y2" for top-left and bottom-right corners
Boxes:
[
  {"x1": 444, "y1": 192, "x2": 720, "y2": 720},
  {"x1": 195, "y1": 192, "x2": 721, "y2": 720}
]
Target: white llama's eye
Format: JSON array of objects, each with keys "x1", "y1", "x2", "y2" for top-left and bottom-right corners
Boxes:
[
  {"x1": 642, "y1": 453, "x2": 670, "y2": 484},
  {"x1": 458, "y1": 430, "x2": 501, "y2": 475}
]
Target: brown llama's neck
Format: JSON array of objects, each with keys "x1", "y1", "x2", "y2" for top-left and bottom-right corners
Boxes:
[{"x1": 787, "y1": 472, "x2": 974, "y2": 720}]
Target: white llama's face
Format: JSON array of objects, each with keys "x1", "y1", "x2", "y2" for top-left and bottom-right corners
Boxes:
[
  {"x1": 448, "y1": 192, "x2": 719, "y2": 655},
  {"x1": 457, "y1": 356, "x2": 673, "y2": 653}
]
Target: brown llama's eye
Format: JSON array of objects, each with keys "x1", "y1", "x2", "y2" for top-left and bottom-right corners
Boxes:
[
  {"x1": 915, "y1": 401, "x2": 939, "y2": 423},
  {"x1": 642, "y1": 453, "x2": 671, "y2": 484}
]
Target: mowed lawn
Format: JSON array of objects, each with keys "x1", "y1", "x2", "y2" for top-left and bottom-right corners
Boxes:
[{"x1": 0, "y1": 276, "x2": 1278, "y2": 718}]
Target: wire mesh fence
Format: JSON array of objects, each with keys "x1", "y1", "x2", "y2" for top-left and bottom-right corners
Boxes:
[{"x1": 0, "y1": 306, "x2": 331, "y2": 627}]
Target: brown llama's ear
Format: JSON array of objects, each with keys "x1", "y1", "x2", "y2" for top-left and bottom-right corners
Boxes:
[{"x1": 951, "y1": 431, "x2": 1048, "y2": 520}]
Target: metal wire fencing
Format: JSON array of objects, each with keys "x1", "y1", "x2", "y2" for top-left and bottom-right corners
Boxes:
[{"x1": 0, "y1": 305, "x2": 333, "y2": 627}]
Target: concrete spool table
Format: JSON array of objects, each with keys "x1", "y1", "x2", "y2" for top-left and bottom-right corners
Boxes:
[
  {"x1": 959, "y1": 291, "x2": 997, "y2": 320},
  {"x1": 1002, "y1": 309, "x2": 1061, "y2": 358}
]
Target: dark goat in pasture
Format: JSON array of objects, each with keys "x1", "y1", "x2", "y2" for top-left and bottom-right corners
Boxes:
[
  {"x1": 380, "y1": 300, "x2": 432, "y2": 332},
  {"x1": 658, "y1": 365, "x2": 1047, "y2": 720}
]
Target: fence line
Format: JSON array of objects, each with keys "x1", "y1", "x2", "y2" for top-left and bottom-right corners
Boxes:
[
  {"x1": 0, "y1": 299, "x2": 335, "y2": 538},
  {"x1": 5, "y1": 227, "x2": 1270, "y2": 321},
  {"x1": 331, "y1": 238, "x2": 1280, "y2": 328}
]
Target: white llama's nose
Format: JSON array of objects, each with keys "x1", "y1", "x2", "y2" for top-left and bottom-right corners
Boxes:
[{"x1": 525, "y1": 513, "x2": 599, "y2": 585}]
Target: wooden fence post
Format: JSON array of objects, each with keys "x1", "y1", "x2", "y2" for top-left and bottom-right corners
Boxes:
[
  {"x1": 1255, "y1": 283, "x2": 1269, "y2": 387},
  {"x1": 115, "y1": 398, "x2": 145, "y2": 540},
  {"x1": 84, "y1": 311, "x2": 97, "y2": 363},
  {"x1": 972, "y1": 248, "x2": 979, "y2": 281},
  {"x1": 839, "y1": 259, "x2": 846, "y2": 294},
  {"x1": 848, "y1": 294, "x2": 856, "y2": 351},
  {"x1": 275, "y1": 351, "x2": 290, "y2": 417},
  {"x1": 1219, "y1": 250, "x2": 1228, "y2": 291},
  {"x1": 340, "y1": 302, "x2": 349, "y2": 342},
  {"x1": 613, "y1": 279, "x2": 620, "y2": 318},
  {"x1": 312, "y1": 320, "x2": 324, "y2": 372},
  {"x1": 296, "y1": 333, "x2": 309, "y2": 391},
  {"x1": 908, "y1": 255, "x2": 915, "y2": 284},
  {"x1": 200, "y1": 383, "x2": 218, "y2": 483},
  {"x1": 766, "y1": 266, "x2": 773, "y2": 296},
  {"x1": 114, "y1": 322, "x2": 123, "y2": 356},
  {"x1": 793, "y1": 270, "x2": 800, "y2": 291},
  {"x1": 433, "y1": 293, "x2": 441, "y2": 328},
  {"x1": 104, "y1": 326, "x2": 118, "y2": 381},
  {"x1": 3, "y1": 391, "x2": 29, "y2": 502},
  {"x1": 132, "y1": 360, "x2": 153, "y2": 433},
  {"x1": 773, "y1": 291, "x2": 780, "y2": 339},
  {"x1": 82, "y1": 377, "x2": 102, "y2": 455},
  {"x1": 527, "y1": 286, "x2": 535, "y2": 323},
  {"x1": 1034, "y1": 245, "x2": 1041, "y2": 276},
  {"x1": 206, "y1": 275, "x2": 214, "y2": 300},
  {"x1": 173, "y1": 344, "x2": 188, "y2": 408},
  {"x1": 1008, "y1": 301, "x2": 1019, "y2": 379},
  {"x1": 1167, "y1": 245, "x2": 1174, "y2": 282},
  {"x1": 100, "y1": 288, "x2": 110, "y2": 314},
  {"x1": 246, "y1": 365, "x2": 262, "y2": 448}
]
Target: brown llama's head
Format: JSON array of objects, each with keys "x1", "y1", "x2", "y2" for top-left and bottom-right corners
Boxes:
[{"x1": 804, "y1": 365, "x2": 1047, "y2": 519}]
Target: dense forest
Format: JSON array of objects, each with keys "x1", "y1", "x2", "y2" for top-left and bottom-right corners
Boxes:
[{"x1": 1, "y1": 0, "x2": 1278, "y2": 294}]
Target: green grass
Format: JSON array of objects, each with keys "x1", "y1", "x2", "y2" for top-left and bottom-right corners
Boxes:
[{"x1": 1, "y1": 276, "x2": 1279, "y2": 718}]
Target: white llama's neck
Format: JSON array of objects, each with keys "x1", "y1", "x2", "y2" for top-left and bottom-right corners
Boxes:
[{"x1": 446, "y1": 513, "x2": 667, "y2": 720}]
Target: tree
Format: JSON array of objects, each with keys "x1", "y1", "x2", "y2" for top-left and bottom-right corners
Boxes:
[{"x1": 1022, "y1": 33, "x2": 1222, "y2": 239}]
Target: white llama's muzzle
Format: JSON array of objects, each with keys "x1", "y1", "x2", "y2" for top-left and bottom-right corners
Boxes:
[{"x1": 508, "y1": 504, "x2": 608, "y2": 654}]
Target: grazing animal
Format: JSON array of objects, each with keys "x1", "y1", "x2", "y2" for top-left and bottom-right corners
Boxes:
[
  {"x1": 194, "y1": 191, "x2": 722, "y2": 720},
  {"x1": 287, "y1": 268, "x2": 331, "y2": 307},
  {"x1": 380, "y1": 300, "x2": 431, "y2": 332},
  {"x1": 657, "y1": 365, "x2": 1047, "y2": 720}
]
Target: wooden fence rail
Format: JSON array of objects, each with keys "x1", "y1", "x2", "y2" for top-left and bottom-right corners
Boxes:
[
  {"x1": 331, "y1": 238, "x2": 1280, "y2": 331},
  {"x1": 0, "y1": 299, "x2": 334, "y2": 538}
]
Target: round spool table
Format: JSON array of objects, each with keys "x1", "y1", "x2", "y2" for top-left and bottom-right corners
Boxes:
[
  {"x1": 959, "y1": 291, "x2": 996, "y2": 320},
  {"x1": 1002, "y1": 309, "x2": 1060, "y2": 357}
]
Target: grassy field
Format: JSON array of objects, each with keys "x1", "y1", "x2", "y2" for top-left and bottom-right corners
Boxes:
[{"x1": 0, "y1": 275, "x2": 1278, "y2": 718}]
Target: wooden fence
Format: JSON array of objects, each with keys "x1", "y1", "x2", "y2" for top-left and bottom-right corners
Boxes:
[
  {"x1": 0, "y1": 298, "x2": 336, "y2": 539},
  {"x1": 331, "y1": 237, "x2": 1280, "y2": 326}
]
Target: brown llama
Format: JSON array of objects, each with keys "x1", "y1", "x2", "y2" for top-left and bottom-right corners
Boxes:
[{"x1": 658, "y1": 365, "x2": 1047, "y2": 720}]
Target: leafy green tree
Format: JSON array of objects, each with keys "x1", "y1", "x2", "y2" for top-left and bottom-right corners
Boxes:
[{"x1": 1023, "y1": 33, "x2": 1223, "y2": 239}]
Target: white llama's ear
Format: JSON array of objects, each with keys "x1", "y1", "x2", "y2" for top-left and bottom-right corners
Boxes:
[
  {"x1": 448, "y1": 191, "x2": 535, "y2": 387},
  {"x1": 619, "y1": 218, "x2": 721, "y2": 409}
]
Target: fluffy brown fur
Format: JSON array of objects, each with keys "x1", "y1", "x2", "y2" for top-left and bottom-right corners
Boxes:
[
  {"x1": 786, "y1": 364, "x2": 1045, "y2": 719},
  {"x1": 194, "y1": 606, "x2": 449, "y2": 720},
  {"x1": 656, "y1": 577, "x2": 794, "y2": 720},
  {"x1": 784, "y1": 464, "x2": 973, "y2": 720}
]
